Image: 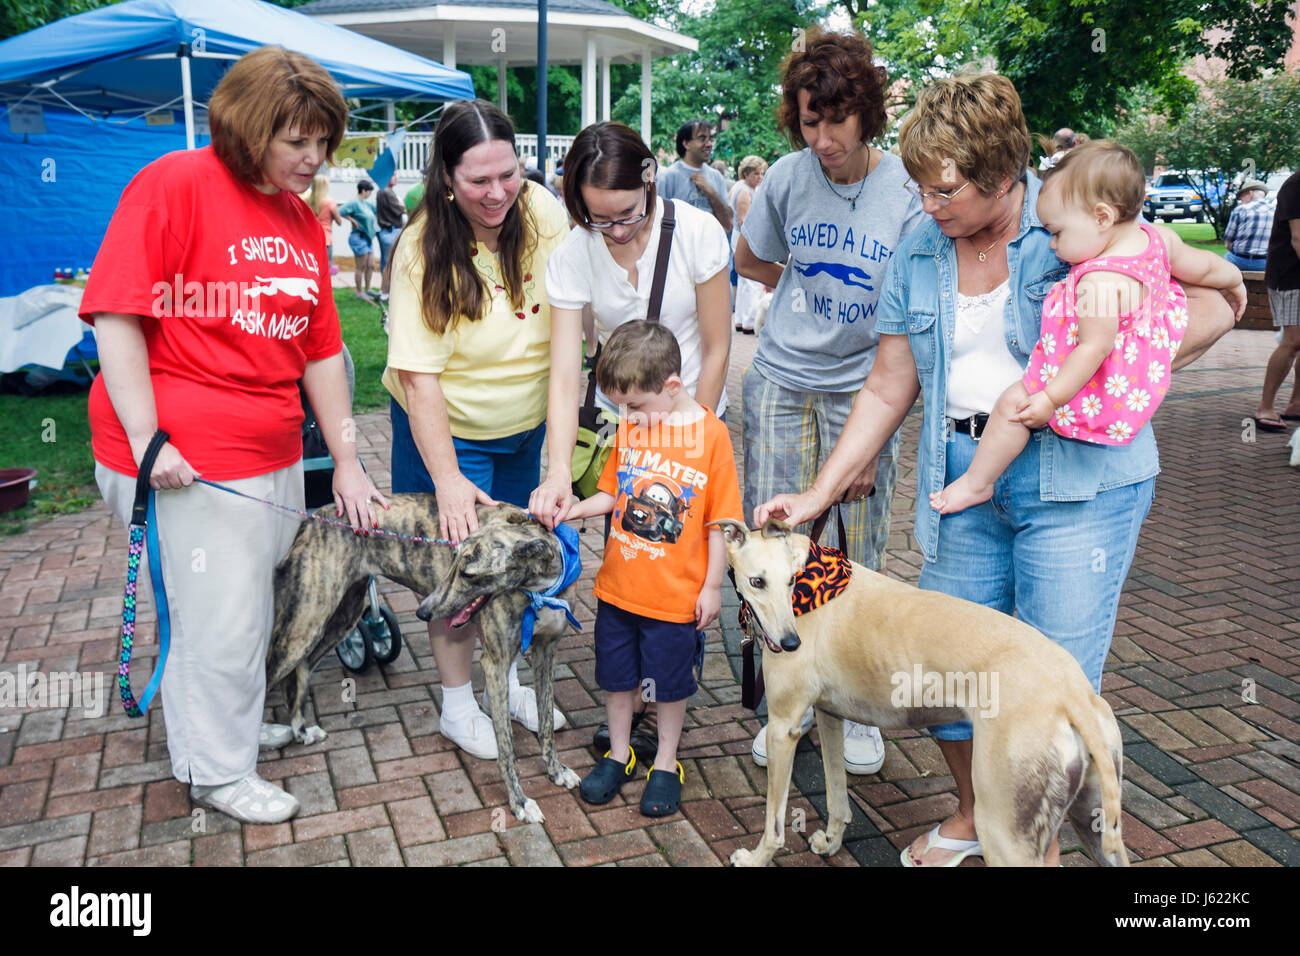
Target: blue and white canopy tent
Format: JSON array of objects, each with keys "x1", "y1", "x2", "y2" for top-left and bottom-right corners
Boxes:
[{"x1": 0, "y1": 0, "x2": 475, "y2": 296}]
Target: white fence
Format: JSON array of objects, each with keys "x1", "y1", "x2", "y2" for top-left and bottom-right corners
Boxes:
[{"x1": 394, "y1": 132, "x2": 576, "y2": 177}]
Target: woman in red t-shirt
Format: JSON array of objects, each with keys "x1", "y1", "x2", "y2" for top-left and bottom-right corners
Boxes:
[{"x1": 82, "y1": 46, "x2": 386, "y2": 826}]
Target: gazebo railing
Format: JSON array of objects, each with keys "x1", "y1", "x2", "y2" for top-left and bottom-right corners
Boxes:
[{"x1": 331, "y1": 131, "x2": 576, "y2": 179}]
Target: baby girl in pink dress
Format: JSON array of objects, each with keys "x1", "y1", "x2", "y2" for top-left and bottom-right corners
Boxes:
[{"x1": 932, "y1": 141, "x2": 1245, "y2": 515}]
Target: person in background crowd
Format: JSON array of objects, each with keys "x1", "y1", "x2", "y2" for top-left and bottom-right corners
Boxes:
[
  {"x1": 1255, "y1": 170, "x2": 1300, "y2": 431},
  {"x1": 1038, "y1": 126, "x2": 1076, "y2": 175},
  {"x1": 1224, "y1": 179, "x2": 1274, "y2": 273},
  {"x1": 305, "y1": 173, "x2": 342, "y2": 276},
  {"x1": 658, "y1": 119, "x2": 733, "y2": 234},
  {"x1": 729, "y1": 155, "x2": 767, "y2": 333},
  {"x1": 340, "y1": 179, "x2": 378, "y2": 299},
  {"x1": 376, "y1": 173, "x2": 405, "y2": 303}
]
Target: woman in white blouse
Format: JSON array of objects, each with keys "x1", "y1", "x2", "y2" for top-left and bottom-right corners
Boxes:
[{"x1": 529, "y1": 121, "x2": 733, "y2": 527}]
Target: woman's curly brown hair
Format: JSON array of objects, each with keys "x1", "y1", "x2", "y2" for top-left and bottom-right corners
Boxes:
[{"x1": 776, "y1": 29, "x2": 889, "y2": 148}]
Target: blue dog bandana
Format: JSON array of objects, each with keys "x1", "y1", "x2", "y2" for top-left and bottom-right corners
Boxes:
[{"x1": 520, "y1": 521, "x2": 583, "y2": 653}]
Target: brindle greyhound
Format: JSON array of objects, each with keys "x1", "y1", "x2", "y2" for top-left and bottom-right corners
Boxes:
[
  {"x1": 714, "y1": 518, "x2": 1127, "y2": 867},
  {"x1": 266, "y1": 498, "x2": 582, "y2": 823}
]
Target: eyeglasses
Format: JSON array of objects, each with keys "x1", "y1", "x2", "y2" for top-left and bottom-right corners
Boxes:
[
  {"x1": 586, "y1": 185, "x2": 651, "y2": 230},
  {"x1": 903, "y1": 179, "x2": 971, "y2": 207}
]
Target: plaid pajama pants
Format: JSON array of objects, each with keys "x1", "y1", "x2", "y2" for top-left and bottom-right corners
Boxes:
[{"x1": 741, "y1": 365, "x2": 899, "y2": 571}]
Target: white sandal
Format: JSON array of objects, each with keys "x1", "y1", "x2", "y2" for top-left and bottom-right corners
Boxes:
[
  {"x1": 191, "y1": 773, "x2": 300, "y2": 824},
  {"x1": 900, "y1": 824, "x2": 983, "y2": 867}
]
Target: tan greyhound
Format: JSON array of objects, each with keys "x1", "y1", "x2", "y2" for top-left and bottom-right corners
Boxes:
[{"x1": 714, "y1": 518, "x2": 1128, "y2": 867}]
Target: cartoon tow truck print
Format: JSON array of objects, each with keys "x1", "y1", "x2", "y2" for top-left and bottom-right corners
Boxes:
[{"x1": 621, "y1": 475, "x2": 687, "y2": 543}]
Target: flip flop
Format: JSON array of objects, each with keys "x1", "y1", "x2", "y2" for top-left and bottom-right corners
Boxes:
[
  {"x1": 900, "y1": 824, "x2": 983, "y2": 867},
  {"x1": 1280, "y1": 414, "x2": 1300, "y2": 422},
  {"x1": 1253, "y1": 417, "x2": 1288, "y2": 432}
]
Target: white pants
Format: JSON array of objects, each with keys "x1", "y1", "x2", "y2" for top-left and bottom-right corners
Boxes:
[
  {"x1": 97, "y1": 462, "x2": 304, "y2": 785},
  {"x1": 734, "y1": 275, "x2": 765, "y2": 331}
]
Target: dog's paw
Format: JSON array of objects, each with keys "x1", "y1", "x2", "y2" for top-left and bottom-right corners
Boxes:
[
  {"x1": 552, "y1": 766, "x2": 581, "y2": 790},
  {"x1": 730, "y1": 847, "x2": 760, "y2": 867},
  {"x1": 514, "y1": 798, "x2": 545, "y2": 824},
  {"x1": 294, "y1": 725, "x2": 327, "y2": 746},
  {"x1": 809, "y1": 829, "x2": 841, "y2": 857}
]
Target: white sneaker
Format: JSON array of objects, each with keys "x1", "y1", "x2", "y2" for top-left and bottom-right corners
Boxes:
[
  {"x1": 258, "y1": 722, "x2": 295, "y2": 749},
  {"x1": 191, "y1": 773, "x2": 300, "y2": 824},
  {"x1": 440, "y1": 709, "x2": 498, "y2": 760},
  {"x1": 843, "y1": 721, "x2": 885, "y2": 775},
  {"x1": 481, "y1": 686, "x2": 568, "y2": 733},
  {"x1": 751, "y1": 707, "x2": 815, "y2": 767}
]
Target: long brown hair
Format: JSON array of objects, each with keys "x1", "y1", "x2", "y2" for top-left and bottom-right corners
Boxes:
[{"x1": 409, "y1": 100, "x2": 536, "y2": 334}]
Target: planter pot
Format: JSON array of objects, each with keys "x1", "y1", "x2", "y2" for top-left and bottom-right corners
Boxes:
[{"x1": 0, "y1": 468, "x2": 37, "y2": 513}]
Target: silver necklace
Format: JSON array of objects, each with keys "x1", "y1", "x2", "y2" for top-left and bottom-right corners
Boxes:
[{"x1": 818, "y1": 148, "x2": 871, "y2": 211}]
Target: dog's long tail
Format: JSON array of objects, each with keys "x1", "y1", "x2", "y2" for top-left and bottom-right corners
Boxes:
[{"x1": 1066, "y1": 695, "x2": 1128, "y2": 866}]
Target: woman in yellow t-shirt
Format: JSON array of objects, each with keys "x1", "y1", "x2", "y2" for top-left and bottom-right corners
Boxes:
[{"x1": 384, "y1": 99, "x2": 571, "y2": 760}]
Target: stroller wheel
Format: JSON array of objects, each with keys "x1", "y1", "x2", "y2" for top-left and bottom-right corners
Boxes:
[
  {"x1": 363, "y1": 605, "x2": 403, "y2": 665},
  {"x1": 336, "y1": 625, "x2": 374, "y2": 673}
]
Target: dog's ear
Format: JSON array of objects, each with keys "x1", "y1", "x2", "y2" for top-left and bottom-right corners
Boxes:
[
  {"x1": 707, "y1": 519, "x2": 749, "y2": 549},
  {"x1": 760, "y1": 518, "x2": 793, "y2": 539},
  {"x1": 513, "y1": 537, "x2": 553, "y2": 563}
]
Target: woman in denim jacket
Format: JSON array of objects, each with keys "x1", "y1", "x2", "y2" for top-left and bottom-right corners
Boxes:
[{"x1": 755, "y1": 73, "x2": 1239, "y2": 867}]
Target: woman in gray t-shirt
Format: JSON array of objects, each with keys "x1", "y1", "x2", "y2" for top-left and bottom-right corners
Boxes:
[{"x1": 735, "y1": 28, "x2": 923, "y2": 776}]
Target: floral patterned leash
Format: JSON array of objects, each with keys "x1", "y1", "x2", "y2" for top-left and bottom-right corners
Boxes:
[{"x1": 118, "y1": 430, "x2": 173, "y2": 718}]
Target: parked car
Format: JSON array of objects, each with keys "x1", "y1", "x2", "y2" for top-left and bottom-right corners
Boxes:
[{"x1": 1143, "y1": 170, "x2": 1227, "y2": 222}]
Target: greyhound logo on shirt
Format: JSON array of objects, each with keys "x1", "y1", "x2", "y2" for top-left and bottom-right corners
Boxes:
[
  {"x1": 791, "y1": 260, "x2": 874, "y2": 291},
  {"x1": 246, "y1": 275, "x2": 320, "y2": 305}
]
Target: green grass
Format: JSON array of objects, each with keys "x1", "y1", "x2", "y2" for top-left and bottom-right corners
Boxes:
[
  {"x1": 1166, "y1": 221, "x2": 1226, "y2": 259},
  {"x1": 0, "y1": 288, "x2": 390, "y2": 537},
  {"x1": 335, "y1": 287, "x2": 392, "y2": 412},
  {"x1": 0, "y1": 390, "x2": 98, "y2": 537}
]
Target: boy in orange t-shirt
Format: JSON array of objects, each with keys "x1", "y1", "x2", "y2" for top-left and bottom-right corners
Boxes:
[{"x1": 565, "y1": 322, "x2": 742, "y2": 817}]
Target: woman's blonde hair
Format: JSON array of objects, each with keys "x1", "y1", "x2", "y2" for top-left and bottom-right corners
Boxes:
[
  {"x1": 305, "y1": 174, "x2": 331, "y2": 215},
  {"x1": 738, "y1": 155, "x2": 767, "y2": 179},
  {"x1": 898, "y1": 72, "x2": 1031, "y2": 196}
]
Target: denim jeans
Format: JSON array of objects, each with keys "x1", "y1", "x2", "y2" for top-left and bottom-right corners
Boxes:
[
  {"x1": 378, "y1": 225, "x2": 403, "y2": 272},
  {"x1": 389, "y1": 398, "x2": 545, "y2": 507},
  {"x1": 1224, "y1": 250, "x2": 1267, "y2": 272},
  {"x1": 919, "y1": 431, "x2": 1155, "y2": 740}
]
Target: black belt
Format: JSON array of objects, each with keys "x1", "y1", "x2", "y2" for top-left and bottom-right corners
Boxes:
[{"x1": 949, "y1": 414, "x2": 990, "y2": 440}]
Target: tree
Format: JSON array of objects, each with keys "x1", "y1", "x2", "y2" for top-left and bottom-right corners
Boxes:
[
  {"x1": 607, "y1": 0, "x2": 809, "y2": 165},
  {"x1": 1114, "y1": 72, "x2": 1300, "y2": 238},
  {"x1": 825, "y1": 0, "x2": 1296, "y2": 143}
]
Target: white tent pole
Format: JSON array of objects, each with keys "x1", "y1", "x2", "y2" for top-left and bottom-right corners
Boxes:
[{"x1": 180, "y1": 51, "x2": 196, "y2": 150}]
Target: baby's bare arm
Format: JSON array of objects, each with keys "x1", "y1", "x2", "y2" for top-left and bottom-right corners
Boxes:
[
  {"x1": 1043, "y1": 273, "x2": 1119, "y2": 406},
  {"x1": 1158, "y1": 224, "x2": 1246, "y2": 320}
]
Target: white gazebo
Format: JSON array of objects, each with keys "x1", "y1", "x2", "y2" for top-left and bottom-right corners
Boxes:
[{"x1": 297, "y1": 0, "x2": 696, "y2": 167}]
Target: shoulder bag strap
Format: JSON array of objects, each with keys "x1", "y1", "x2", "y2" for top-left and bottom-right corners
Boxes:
[{"x1": 646, "y1": 199, "x2": 676, "y2": 323}]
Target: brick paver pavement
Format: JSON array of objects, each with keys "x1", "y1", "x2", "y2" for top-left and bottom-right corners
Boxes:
[{"x1": 1, "y1": 323, "x2": 1296, "y2": 867}]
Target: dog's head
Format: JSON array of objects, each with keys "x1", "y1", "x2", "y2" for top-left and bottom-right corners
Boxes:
[
  {"x1": 710, "y1": 518, "x2": 808, "y2": 654},
  {"x1": 416, "y1": 505, "x2": 562, "y2": 627}
]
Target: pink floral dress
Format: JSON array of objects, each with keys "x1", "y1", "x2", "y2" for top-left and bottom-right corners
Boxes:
[{"x1": 1022, "y1": 224, "x2": 1188, "y2": 445}]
